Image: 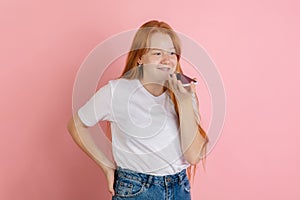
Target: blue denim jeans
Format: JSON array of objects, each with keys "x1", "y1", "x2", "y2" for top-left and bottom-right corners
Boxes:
[{"x1": 112, "y1": 166, "x2": 191, "y2": 200}]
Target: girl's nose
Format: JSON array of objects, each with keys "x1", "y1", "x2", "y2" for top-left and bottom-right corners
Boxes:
[{"x1": 161, "y1": 52, "x2": 171, "y2": 64}]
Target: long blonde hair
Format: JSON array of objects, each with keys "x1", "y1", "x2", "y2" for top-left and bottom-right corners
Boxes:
[{"x1": 119, "y1": 20, "x2": 209, "y2": 183}]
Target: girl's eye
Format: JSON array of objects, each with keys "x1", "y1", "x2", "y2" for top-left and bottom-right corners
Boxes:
[
  {"x1": 153, "y1": 52, "x2": 161, "y2": 55},
  {"x1": 170, "y1": 52, "x2": 176, "y2": 55}
]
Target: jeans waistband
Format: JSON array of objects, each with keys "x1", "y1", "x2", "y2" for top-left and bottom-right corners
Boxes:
[{"x1": 115, "y1": 166, "x2": 187, "y2": 188}]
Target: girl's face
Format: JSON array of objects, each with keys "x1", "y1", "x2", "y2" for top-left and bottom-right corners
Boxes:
[{"x1": 139, "y1": 32, "x2": 178, "y2": 84}]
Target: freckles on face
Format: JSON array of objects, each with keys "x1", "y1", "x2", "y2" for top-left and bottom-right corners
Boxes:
[
  {"x1": 141, "y1": 32, "x2": 178, "y2": 68},
  {"x1": 140, "y1": 32, "x2": 179, "y2": 82}
]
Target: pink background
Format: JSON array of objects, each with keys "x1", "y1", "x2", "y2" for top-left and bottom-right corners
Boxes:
[{"x1": 1, "y1": 0, "x2": 299, "y2": 199}]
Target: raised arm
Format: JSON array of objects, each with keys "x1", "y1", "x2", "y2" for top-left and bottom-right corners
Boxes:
[{"x1": 168, "y1": 75, "x2": 208, "y2": 165}]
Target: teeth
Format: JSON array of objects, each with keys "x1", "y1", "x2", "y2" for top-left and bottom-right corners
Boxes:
[{"x1": 158, "y1": 67, "x2": 170, "y2": 71}]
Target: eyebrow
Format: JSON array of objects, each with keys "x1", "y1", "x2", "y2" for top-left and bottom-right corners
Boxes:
[{"x1": 150, "y1": 47, "x2": 175, "y2": 51}]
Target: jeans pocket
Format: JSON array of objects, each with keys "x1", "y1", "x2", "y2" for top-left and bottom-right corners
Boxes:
[{"x1": 114, "y1": 176, "x2": 146, "y2": 198}]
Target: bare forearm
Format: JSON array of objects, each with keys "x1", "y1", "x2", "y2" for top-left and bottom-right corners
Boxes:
[
  {"x1": 67, "y1": 116, "x2": 116, "y2": 173},
  {"x1": 178, "y1": 98, "x2": 207, "y2": 165}
]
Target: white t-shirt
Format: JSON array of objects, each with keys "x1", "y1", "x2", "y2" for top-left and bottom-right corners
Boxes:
[{"x1": 78, "y1": 78, "x2": 190, "y2": 175}]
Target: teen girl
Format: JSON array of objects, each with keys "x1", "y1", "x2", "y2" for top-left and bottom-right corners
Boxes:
[{"x1": 68, "y1": 20, "x2": 208, "y2": 200}]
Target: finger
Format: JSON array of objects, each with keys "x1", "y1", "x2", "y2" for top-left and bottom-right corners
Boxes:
[
  {"x1": 108, "y1": 182, "x2": 115, "y2": 196},
  {"x1": 177, "y1": 80, "x2": 186, "y2": 93},
  {"x1": 172, "y1": 73, "x2": 178, "y2": 84},
  {"x1": 168, "y1": 74, "x2": 177, "y2": 91},
  {"x1": 173, "y1": 74, "x2": 182, "y2": 91},
  {"x1": 107, "y1": 171, "x2": 115, "y2": 196},
  {"x1": 168, "y1": 75, "x2": 174, "y2": 91},
  {"x1": 190, "y1": 81, "x2": 196, "y2": 93}
]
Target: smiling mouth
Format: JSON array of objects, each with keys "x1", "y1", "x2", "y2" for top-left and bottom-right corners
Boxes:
[{"x1": 157, "y1": 66, "x2": 171, "y2": 71}]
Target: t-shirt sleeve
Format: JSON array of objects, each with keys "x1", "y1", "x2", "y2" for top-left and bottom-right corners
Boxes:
[{"x1": 77, "y1": 83, "x2": 113, "y2": 127}]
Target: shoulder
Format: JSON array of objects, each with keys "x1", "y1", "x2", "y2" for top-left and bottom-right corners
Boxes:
[
  {"x1": 108, "y1": 78, "x2": 132, "y2": 85},
  {"x1": 108, "y1": 78, "x2": 138, "y2": 91}
]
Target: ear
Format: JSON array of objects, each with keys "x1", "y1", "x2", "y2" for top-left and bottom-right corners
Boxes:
[{"x1": 137, "y1": 57, "x2": 143, "y2": 65}]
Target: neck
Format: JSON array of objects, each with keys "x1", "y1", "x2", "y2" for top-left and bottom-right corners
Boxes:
[{"x1": 140, "y1": 79, "x2": 166, "y2": 97}]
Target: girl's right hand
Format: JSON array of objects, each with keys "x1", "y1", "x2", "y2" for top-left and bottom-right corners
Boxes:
[{"x1": 104, "y1": 167, "x2": 116, "y2": 196}]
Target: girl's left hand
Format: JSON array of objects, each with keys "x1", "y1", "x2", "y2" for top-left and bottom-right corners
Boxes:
[{"x1": 168, "y1": 73, "x2": 196, "y2": 103}]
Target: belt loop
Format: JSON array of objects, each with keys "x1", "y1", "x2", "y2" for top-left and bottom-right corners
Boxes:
[
  {"x1": 178, "y1": 172, "x2": 183, "y2": 185},
  {"x1": 145, "y1": 175, "x2": 153, "y2": 188}
]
